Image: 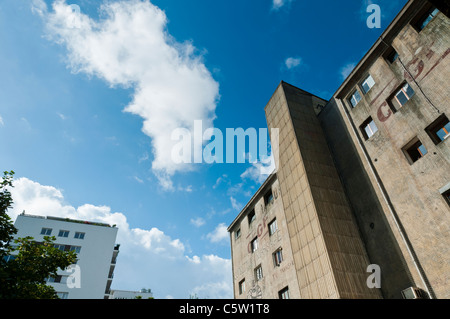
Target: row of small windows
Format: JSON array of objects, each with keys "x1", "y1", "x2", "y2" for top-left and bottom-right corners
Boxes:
[
  {"x1": 235, "y1": 189, "x2": 275, "y2": 240},
  {"x1": 40, "y1": 228, "x2": 85, "y2": 240},
  {"x1": 238, "y1": 276, "x2": 289, "y2": 299},
  {"x1": 348, "y1": 5, "x2": 440, "y2": 110},
  {"x1": 360, "y1": 112, "x2": 449, "y2": 163},
  {"x1": 53, "y1": 244, "x2": 81, "y2": 254}
]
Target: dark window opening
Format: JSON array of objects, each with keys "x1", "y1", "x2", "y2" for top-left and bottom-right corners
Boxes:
[
  {"x1": 248, "y1": 209, "x2": 256, "y2": 225},
  {"x1": 384, "y1": 47, "x2": 399, "y2": 64},
  {"x1": 443, "y1": 189, "x2": 450, "y2": 207},
  {"x1": 264, "y1": 189, "x2": 274, "y2": 206},
  {"x1": 412, "y1": 5, "x2": 439, "y2": 31},
  {"x1": 402, "y1": 137, "x2": 427, "y2": 164},
  {"x1": 279, "y1": 287, "x2": 290, "y2": 299},
  {"x1": 425, "y1": 114, "x2": 450, "y2": 145}
]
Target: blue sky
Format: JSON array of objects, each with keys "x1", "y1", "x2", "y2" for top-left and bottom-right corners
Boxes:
[{"x1": 0, "y1": 0, "x2": 406, "y2": 298}]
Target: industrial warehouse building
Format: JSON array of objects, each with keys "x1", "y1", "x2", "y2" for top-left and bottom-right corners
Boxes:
[{"x1": 228, "y1": 0, "x2": 450, "y2": 299}]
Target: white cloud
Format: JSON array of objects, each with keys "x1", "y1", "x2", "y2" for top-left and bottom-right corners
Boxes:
[
  {"x1": 190, "y1": 217, "x2": 205, "y2": 228},
  {"x1": 230, "y1": 197, "x2": 242, "y2": 211},
  {"x1": 240, "y1": 153, "x2": 275, "y2": 184},
  {"x1": 285, "y1": 56, "x2": 302, "y2": 69},
  {"x1": 0, "y1": 115, "x2": 4, "y2": 126},
  {"x1": 34, "y1": 0, "x2": 220, "y2": 190},
  {"x1": 272, "y1": 0, "x2": 294, "y2": 11},
  {"x1": 340, "y1": 62, "x2": 356, "y2": 81},
  {"x1": 8, "y1": 177, "x2": 232, "y2": 298},
  {"x1": 206, "y1": 223, "x2": 229, "y2": 244},
  {"x1": 133, "y1": 176, "x2": 144, "y2": 184}
]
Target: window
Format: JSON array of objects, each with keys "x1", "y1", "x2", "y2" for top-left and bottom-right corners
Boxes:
[
  {"x1": 40, "y1": 228, "x2": 52, "y2": 236},
  {"x1": 385, "y1": 47, "x2": 399, "y2": 64},
  {"x1": 443, "y1": 189, "x2": 450, "y2": 207},
  {"x1": 239, "y1": 279, "x2": 245, "y2": 295},
  {"x1": 425, "y1": 114, "x2": 450, "y2": 145},
  {"x1": 415, "y1": 6, "x2": 439, "y2": 31},
  {"x1": 255, "y1": 265, "x2": 263, "y2": 281},
  {"x1": 58, "y1": 230, "x2": 69, "y2": 238},
  {"x1": 251, "y1": 237, "x2": 258, "y2": 253},
  {"x1": 264, "y1": 189, "x2": 274, "y2": 206},
  {"x1": 47, "y1": 275, "x2": 62, "y2": 283},
  {"x1": 248, "y1": 210, "x2": 256, "y2": 225},
  {"x1": 402, "y1": 137, "x2": 427, "y2": 164},
  {"x1": 390, "y1": 82, "x2": 415, "y2": 109},
  {"x1": 54, "y1": 244, "x2": 66, "y2": 251},
  {"x1": 273, "y1": 248, "x2": 283, "y2": 267},
  {"x1": 57, "y1": 292, "x2": 69, "y2": 299},
  {"x1": 361, "y1": 74, "x2": 375, "y2": 94},
  {"x1": 268, "y1": 218, "x2": 278, "y2": 236},
  {"x1": 349, "y1": 90, "x2": 362, "y2": 108},
  {"x1": 74, "y1": 232, "x2": 85, "y2": 239},
  {"x1": 360, "y1": 117, "x2": 379, "y2": 140},
  {"x1": 235, "y1": 228, "x2": 241, "y2": 240},
  {"x1": 279, "y1": 287, "x2": 290, "y2": 299},
  {"x1": 70, "y1": 246, "x2": 81, "y2": 254}
]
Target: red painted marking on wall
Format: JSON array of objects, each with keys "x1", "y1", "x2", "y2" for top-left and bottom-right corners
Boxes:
[
  {"x1": 420, "y1": 48, "x2": 450, "y2": 81},
  {"x1": 377, "y1": 102, "x2": 392, "y2": 122}
]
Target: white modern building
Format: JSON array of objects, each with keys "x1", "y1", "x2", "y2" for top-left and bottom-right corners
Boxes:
[
  {"x1": 109, "y1": 289, "x2": 154, "y2": 299},
  {"x1": 13, "y1": 213, "x2": 119, "y2": 299}
]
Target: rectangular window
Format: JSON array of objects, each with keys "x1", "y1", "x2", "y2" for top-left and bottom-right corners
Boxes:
[
  {"x1": 349, "y1": 90, "x2": 362, "y2": 108},
  {"x1": 360, "y1": 117, "x2": 379, "y2": 140},
  {"x1": 268, "y1": 218, "x2": 278, "y2": 236},
  {"x1": 57, "y1": 292, "x2": 69, "y2": 299},
  {"x1": 53, "y1": 244, "x2": 66, "y2": 251},
  {"x1": 390, "y1": 82, "x2": 415, "y2": 109},
  {"x1": 74, "y1": 232, "x2": 85, "y2": 239},
  {"x1": 385, "y1": 47, "x2": 399, "y2": 64},
  {"x1": 58, "y1": 230, "x2": 69, "y2": 238},
  {"x1": 248, "y1": 210, "x2": 256, "y2": 225},
  {"x1": 361, "y1": 74, "x2": 375, "y2": 94},
  {"x1": 70, "y1": 246, "x2": 81, "y2": 254},
  {"x1": 279, "y1": 287, "x2": 290, "y2": 299},
  {"x1": 415, "y1": 7, "x2": 439, "y2": 31},
  {"x1": 264, "y1": 189, "x2": 274, "y2": 206},
  {"x1": 251, "y1": 237, "x2": 258, "y2": 253},
  {"x1": 254, "y1": 265, "x2": 263, "y2": 281},
  {"x1": 402, "y1": 137, "x2": 427, "y2": 164},
  {"x1": 443, "y1": 189, "x2": 450, "y2": 207},
  {"x1": 273, "y1": 248, "x2": 283, "y2": 267},
  {"x1": 47, "y1": 275, "x2": 62, "y2": 283},
  {"x1": 40, "y1": 228, "x2": 52, "y2": 236},
  {"x1": 235, "y1": 228, "x2": 241, "y2": 240},
  {"x1": 238, "y1": 279, "x2": 245, "y2": 295},
  {"x1": 425, "y1": 114, "x2": 450, "y2": 145}
]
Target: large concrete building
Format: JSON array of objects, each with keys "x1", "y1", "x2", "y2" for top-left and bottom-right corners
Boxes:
[
  {"x1": 13, "y1": 213, "x2": 119, "y2": 299},
  {"x1": 228, "y1": 0, "x2": 450, "y2": 299}
]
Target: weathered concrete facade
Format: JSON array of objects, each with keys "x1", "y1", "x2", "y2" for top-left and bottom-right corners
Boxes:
[
  {"x1": 228, "y1": 0, "x2": 449, "y2": 299},
  {"x1": 228, "y1": 174, "x2": 301, "y2": 299},
  {"x1": 327, "y1": 0, "x2": 450, "y2": 299}
]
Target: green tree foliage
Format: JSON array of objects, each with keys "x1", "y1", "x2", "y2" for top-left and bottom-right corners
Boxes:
[{"x1": 0, "y1": 171, "x2": 77, "y2": 299}]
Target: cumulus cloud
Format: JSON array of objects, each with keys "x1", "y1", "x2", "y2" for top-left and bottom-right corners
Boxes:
[
  {"x1": 190, "y1": 217, "x2": 205, "y2": 228},
  {"x1": 284, "y1": 56, "x2": 302, "y2": 69},
  {"x1": 8, "y1": 177, "x2": 232, "y2": 298},
  {"x1": 33, "y1": 0, "x2": 220, "y2": 190},
  {"x1": 230, "y1": 197, "x2": 242, "y2": 211},
  {"x1": 206, "y1": 223, "x2": 229, "y2": 244},
  {"x1": 340, "y1": 62, "x2": 357, "y2": 81},
  {"x1": 272, "y1": 0, "x2": 294, "y2": 11},
  {"x1": 0, "y1": 115, "x2": 4, "y2": 126}
]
